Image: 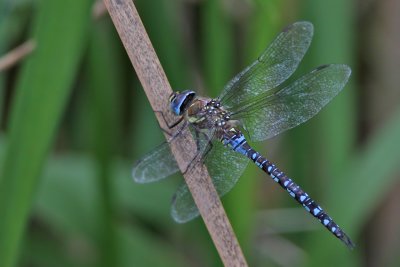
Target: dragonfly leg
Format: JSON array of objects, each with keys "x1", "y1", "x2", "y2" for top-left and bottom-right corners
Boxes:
[
  {"x1": 193, "y1": 130, "x2": 213, "y2": 154},
  {"x1": 167, "y1": 116, "x2": 184, "y2": 129},
  {"x1": 154, "y1": 110, "x2": 184, "y2": 136},
  {"x1": 181, "y1": 151, "x2": 201, "y2": 176},
  {"x1": 201, "y1": 142, "x2": 213, "y2": 162},
  {"x1": 199, "y1": 132, "x2": 215, "y2": 163},
  {"x1": 194, "y1": 130, "x2": 202, "y2": 153},
  {"x1": 180, "y1": 131, "x2": 202, "y2": 175},
  {"x1": 182, "y1": 131, "x2": 215, "y2": 176},
  {"x1": 166, "y1": 121, "x2": 189, "y2": 141}
]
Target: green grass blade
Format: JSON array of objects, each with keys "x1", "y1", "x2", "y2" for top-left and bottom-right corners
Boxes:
[
  {"x1": 200, "y1": 1, "x2": 236, "y2": 264},
  {"x1": 295, "y1": 0, "x2": 356, "y2": 258},
  {"x1": 224, "y1": 0, "x2": 283, "y2": 258},
  {"x1": 135, "y1": 0, "x2": 189, "y2": 88},
  {"x1": 85, "y1": 20, "x2": 126, "y2": 267},
  {"x1": 334, "y1": 107, "x2": 400, "y2": 234},
  {"x1": 0, "y1": 1, "x2": 92, "y2": 267},
  {"x1": 305, "y1": 106, "x2": 400, "y2": 267},
  {"x1": 201, "y1": 0, "x2": 233, "y2": 95},
  {"x1": 30, "y1": 152, "x2": 180, "y2": 266},
  {"x1": 298, "y1": 1, "x2": 357, "y2": 266},
  {"x1": 9, "y1": 149, "x2": 180, "y2": 267},
  {"x1": 0, "y1": 0, "x2": 12, "y2": 128}
]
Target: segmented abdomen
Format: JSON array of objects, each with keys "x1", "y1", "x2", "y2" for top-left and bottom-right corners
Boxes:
[{"x1": 222, "y1": 128, "x2": 354, "y2": 248}]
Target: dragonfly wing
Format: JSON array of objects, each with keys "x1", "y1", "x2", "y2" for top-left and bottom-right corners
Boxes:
[
  {"x1": 232, "y1": 64, "x2": 351, "y2": 142},
  {"x1": 132, "y1": 124, "x2": 203, "y2": 183},
  {"x1": 132, "y1": 140, "x2": 179, "y2": 183},
  {"x1": 171, "y1": 139, "x2": 249, "y2": 223},
  {"x1": 219, "y1": 21, "x2": 313, "y2": 109}
]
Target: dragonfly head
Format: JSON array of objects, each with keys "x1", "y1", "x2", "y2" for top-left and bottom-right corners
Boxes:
[{"x1": 169, "y1": 90, "x2": 196, "y2": 115}]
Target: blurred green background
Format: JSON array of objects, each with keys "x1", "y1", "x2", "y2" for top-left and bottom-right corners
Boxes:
[{"x1": 1, "y1": 0, "x2": 400, "y2": 266}]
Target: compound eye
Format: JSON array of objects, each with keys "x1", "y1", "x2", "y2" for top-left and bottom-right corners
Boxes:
[{"x1": 170, "y1": 90, "x2": 196, "y2": 116}]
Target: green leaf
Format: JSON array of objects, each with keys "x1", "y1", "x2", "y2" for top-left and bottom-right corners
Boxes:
[
  {"x1": 32, "y1": 153, "x2": 179, "y2": 267},
  {"x1": 0, "y1": 1, "x2": 92, "y2": 266}
]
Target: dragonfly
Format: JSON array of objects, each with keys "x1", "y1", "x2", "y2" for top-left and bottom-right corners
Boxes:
[{"x1": 132, "y1": 21, "x2": 355, "y2": 249}]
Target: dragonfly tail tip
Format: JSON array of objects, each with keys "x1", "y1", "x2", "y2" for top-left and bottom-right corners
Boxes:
[{"x1": 341, "y1": 233, "x2": 356, "y2": 250}]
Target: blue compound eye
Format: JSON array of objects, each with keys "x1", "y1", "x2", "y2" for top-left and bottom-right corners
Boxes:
[{"x1": 170, "y1": 90, "x2": 196, "y2": 115}]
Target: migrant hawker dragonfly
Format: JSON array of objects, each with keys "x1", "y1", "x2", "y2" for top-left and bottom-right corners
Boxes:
[{"x1": 132, "y1": 21, "x2": 354, "y2": 248}]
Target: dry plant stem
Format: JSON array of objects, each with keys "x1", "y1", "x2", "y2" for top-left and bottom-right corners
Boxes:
[
  {"x1": 92, "y1": 0, "x2": 107, "y2": 19},
  {"x1": 103, "y1": 0, "x2": 248, "y2": 266},
  {"x1": 0, "y1": 40, "x2": 36, "y2": 72}
]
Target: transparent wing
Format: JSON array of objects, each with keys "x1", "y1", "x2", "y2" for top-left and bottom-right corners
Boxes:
[
  {"x1": 231, "y1": 64, "x2": 351, "y2": 142},
  {"x1": 132, "y1": 140, "x2": 179, "y2": 183},
  {"x1": 132, "y1": 123, "x2": 202, "y2": 183},
  {"x1": 219, "y1": 21, "x2": 313, "y2": 109},
  {"x1": 171, "y1": 139, "x2": 249, "y2": 223}
]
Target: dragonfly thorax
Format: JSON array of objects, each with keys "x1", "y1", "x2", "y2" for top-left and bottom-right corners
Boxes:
[
  {"x1": 184, "y1": 97, "x2": 233, "y2": 132},
  {"x1": 170, "y1": 90, "x2": 232, "y2": 130}
]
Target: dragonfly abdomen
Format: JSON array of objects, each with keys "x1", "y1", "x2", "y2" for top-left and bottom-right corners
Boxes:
[{"x1": 221, "y1": 128, "x2": 355, "y2": 249}]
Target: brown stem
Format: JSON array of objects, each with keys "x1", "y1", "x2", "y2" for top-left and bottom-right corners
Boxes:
[
  {"x1": 0, "y1": 40, "x2": 36, "y2": 72},
  {"x1": 103, "y1": 0, "x2": 247, "y2": 266},
  {"x1": 92, "y1": 0, "x2": 107, "y2": 19}
]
